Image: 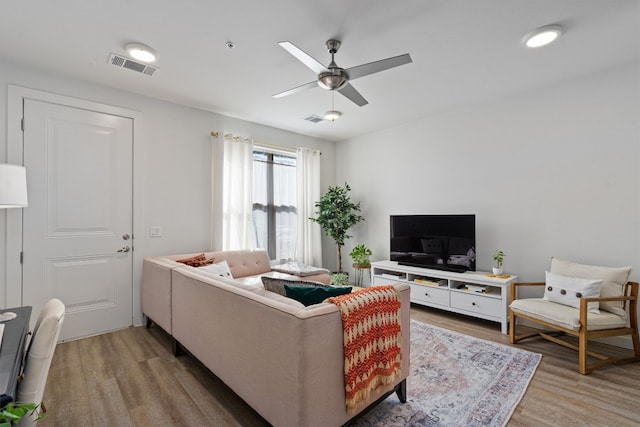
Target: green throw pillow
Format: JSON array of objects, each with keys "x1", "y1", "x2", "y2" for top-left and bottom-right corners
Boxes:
[{"x1": 284, "y1": 285, "x2": 352, "y2": 306}]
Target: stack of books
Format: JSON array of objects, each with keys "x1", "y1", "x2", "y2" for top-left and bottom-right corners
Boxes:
[
  {"x1": 465, "y1": 284, "x2": 488, "y2": 293},
  {"x1": 414, "y1": 278, "x2": 447, "y2": 287}
]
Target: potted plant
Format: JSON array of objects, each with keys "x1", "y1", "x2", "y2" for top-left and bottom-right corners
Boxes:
[
  {"x1": 492, "y1": 250, "x2": 505, "y2": 275},
  {"x1": 350, "y1": 244, "x2": 372, "y2": 268},
  {"x1": 330, "y1": 272, "x2": 350, "y2": 287},
  {"x1": 0, "y1": 402, "x2": 42, "y2": 426},
  {"x1": 309, "y1": 183, "x2": 364, "y2": 273}
]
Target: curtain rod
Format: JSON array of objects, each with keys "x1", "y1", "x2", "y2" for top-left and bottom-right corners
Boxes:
[{"x1": 210, "y1": 131, "x2": 321, "y2": 155}]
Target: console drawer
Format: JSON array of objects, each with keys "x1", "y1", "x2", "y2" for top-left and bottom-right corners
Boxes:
[
  {"x1": 410, "y1": 283, "x2": 449, "y2": 307},
  {"x1": 450, "y1": 292, "x2": 501, "y2": 318}
]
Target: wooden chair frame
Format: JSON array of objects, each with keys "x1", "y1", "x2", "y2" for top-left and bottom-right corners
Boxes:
[{"x1": 509, "y1": 281, "x2": 640, "y2": 374}]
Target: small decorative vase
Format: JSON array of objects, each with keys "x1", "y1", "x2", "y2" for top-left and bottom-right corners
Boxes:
[{"x1": 492, "y1": 267, "x2": 504, "y2": 275}]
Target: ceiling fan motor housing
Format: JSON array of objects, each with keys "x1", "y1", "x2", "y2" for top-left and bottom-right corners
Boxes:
[{"x1": 318, "y1": 39, "x2": 348, "y2": 90}]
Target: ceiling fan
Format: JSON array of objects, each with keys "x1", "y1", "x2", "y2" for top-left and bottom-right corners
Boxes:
[{"x1": 273, "y1": 39, "x2": 412, "y2": 107}]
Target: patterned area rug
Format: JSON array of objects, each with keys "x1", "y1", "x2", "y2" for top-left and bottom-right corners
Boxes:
[{"x1": 353, "y1": 320, "x2": 541, "y2": 427}]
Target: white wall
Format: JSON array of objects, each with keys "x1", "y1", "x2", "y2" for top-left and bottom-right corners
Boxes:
[
  {"x1": 0, "y1": 60, "x2": 336, "y2": 320},
  {"x1": 337, "y1": 61, "x2": 640, "y2": 287}
]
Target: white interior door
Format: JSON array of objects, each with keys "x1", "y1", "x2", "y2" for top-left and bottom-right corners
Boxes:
[{"x1": 22, "y1": 98, "x2": 134, "y2": 341}]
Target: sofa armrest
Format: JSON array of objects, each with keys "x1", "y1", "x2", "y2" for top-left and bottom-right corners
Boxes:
[{"x1": 142, "y1": 257, "x2": 176, "y2": 334}]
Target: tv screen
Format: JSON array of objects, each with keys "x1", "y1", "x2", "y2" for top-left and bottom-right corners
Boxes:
[{"x1": 390, "y1": 214, "x2": 476, "y2": 272}]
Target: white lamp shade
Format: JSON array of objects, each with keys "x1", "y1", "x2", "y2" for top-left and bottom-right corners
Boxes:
[{"x1": 0, "y1": 164, "x2": 28, "y2": 208}]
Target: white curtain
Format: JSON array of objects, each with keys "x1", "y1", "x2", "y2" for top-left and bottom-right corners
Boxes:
[
  {"x1": 296, "y1": 148, "x2": 322, "y2": 266},
  {"x1": 221, "y1": 134, "x2": 255, "y2": 250}
]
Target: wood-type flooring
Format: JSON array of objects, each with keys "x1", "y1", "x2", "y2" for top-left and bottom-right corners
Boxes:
[{"x1": 38, "y1": 305, "x2": 640, "y2": 426}]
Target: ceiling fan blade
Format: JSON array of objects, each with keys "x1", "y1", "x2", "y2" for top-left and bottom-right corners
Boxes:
[
  {"x1": 272, "y1": 80, "x2": 318, "y2": 99},
  {"x1": 278, "y1": 41, "x2": 329, "y2": 74},
  {"x1": 338, "y1": 83, "x2": 368, "y2": 107},
  {"x1": 345, "y1": 53, "x2": 412, "y2": 80}
]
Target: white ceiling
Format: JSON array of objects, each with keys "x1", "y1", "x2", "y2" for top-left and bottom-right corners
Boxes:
[{"x1": 1, "y1": 1, "x2": 638, "y2": 142}]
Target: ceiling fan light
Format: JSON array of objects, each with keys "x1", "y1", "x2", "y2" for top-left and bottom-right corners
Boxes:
[
  {"x1": 125, "y1": 43, "x2": 158, "y2": 63},
  {"x1": 324, "y1": 110, "x2": 342, "y2": 121},
  {"x1": 523, "y1": 25, "x2": 563, "y2": 48}
]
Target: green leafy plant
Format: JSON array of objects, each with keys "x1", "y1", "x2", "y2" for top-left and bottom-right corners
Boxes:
[
  {"x1": 309, "y1": 183, "x2": 364, "y2": 273},
  {"x1": 0, "y1": 402, "x2": 43, "y2": 426},
  {"x1": 349, "y1": 244, "x2": 372, "y2": 267},
  {"x1": 493, "y1": 250, "x2": 505, "y2": 268},
  {"x1": 330, "y1": 272, "x2": 350, "y2": 286}
]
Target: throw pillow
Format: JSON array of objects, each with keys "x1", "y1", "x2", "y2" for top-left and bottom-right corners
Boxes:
[
  {"x1": 176, "y1": 253, "x2": 216, "y2": 267},
  {"x1": 550, "y1": 257, "x2": 631, "y2": 317},
  {"x1": 261, "y1": 276, "x2": 327, "y2": 296},
  {"x1": 284, "y1": 285, "x2": 352, "y2": 307},
  {"x1": 199, "y1": 259, "x2": 233, "y2": 279},
  {"x1": 543, "y1": 271, "x2": 602, "y2": 313}
]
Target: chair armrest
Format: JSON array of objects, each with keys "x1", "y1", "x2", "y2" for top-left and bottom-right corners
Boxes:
[
  {"x1": 509, "y1": 282, "x2": 545, "y2": 304},
  {"x1": 579, "y1": 294, "x2": 637, "y2": 325},
  {"x1": 582, "y1": 295, "x2": 636, "y2": 304}
]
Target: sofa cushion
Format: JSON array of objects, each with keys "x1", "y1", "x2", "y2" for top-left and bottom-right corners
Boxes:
[
  {"x1": 176, "y1": 253, "x2": 215, "y2": 267},
  {"x1": 510, "y1": 298, "x2": 627, "y2": 331},
  {"x1": 199, "y1": 260, "x2": 233, "y2": 279},
  {"x1": 262, "y1": 276, "x2": 328, "y2": 296},
  {"x1": 284, "y1": 285, "x2": 352, "y2": 306},
  {"x1": 543, "y1": 271, "x2": 601, "y2": 313},
  {"x1": 550, "y1": 257, "x2": 631, "y2": 317}
]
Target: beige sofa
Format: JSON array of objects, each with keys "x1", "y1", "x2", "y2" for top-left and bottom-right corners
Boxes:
[
  {"x1": 142, "y1": 250, "x2": 410, "y2": 426},
  {"x1": 142, "y1": 249, "x2": 330, "y2": 335}
]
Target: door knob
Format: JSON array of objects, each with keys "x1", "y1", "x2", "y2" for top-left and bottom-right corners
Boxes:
[
  {"x1": 117, "y1": 246, "x2": 130, "y2": 253},
  {"x1": 123, "y1": 234, "x2": 131, "y2": 240}
]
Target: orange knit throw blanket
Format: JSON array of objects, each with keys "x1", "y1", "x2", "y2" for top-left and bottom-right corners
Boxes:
[{"x1": 327, "y1": 285, "x2": 402, "y2": 415}]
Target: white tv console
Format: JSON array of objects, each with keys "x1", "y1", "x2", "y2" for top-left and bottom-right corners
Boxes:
[{"x1": 371, "y1": 260, "x2": 517, "y2": 334}]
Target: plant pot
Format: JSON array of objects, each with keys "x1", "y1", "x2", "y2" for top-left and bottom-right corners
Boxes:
[
  {"x1": 352, "y1": 263, "x2": 371, "y2": 270},
  {"x1": 492, "y1": 267, "x2": 504, "y2": 275}
]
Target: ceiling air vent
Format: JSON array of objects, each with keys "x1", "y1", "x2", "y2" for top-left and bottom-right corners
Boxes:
[
  {"x1": 304, "y1": 115, "x2": 324, "y2": 123},
  {"x1": 108, "y1": 53, "x2": 158, "y2": 76}
]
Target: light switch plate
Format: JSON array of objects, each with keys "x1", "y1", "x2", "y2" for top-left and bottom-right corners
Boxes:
[{"x1": 149, "y1": 226, "x2": 162, "y2": 237}]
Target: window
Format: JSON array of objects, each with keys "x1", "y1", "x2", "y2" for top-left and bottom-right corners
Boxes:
[{"x1": 252, "y1": 149, "x2": 297, "y2": 260}]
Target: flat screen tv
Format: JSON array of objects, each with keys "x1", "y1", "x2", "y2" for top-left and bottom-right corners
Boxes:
[{"x1": 390, "y1": 214, "x2": 476, "y2": 272}]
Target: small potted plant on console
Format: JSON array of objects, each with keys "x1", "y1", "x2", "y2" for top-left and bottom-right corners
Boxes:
[{"x1": 492, "y1": 250, "x2": 505, "y2": 275}]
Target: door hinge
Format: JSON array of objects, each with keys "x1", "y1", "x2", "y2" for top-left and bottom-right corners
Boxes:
[
  {"x1": 20, "y1": 252, "x2": 23, "y2": 264},
  {"x1": 21, "y1": 118, "x2": 24, "y2": 131}
]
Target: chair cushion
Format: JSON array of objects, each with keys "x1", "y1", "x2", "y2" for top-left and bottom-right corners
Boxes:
[
  {"x1": 550, "y1": 258, "x2": 631, "y2": 317},
  {"x1": 543, "y1": 271, "x2": 601, "y2": 314},
  {"x1": 510, "y1": 298, "x2": 627, "y2": 331}
]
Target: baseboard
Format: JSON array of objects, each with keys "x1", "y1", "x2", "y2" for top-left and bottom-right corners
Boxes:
[{"x1": 596, "y1": 336, "x2": 634, "y2": 350}]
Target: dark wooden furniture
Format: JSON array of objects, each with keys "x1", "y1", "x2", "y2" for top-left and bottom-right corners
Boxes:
[{"x1": 0, "y1": 306, "x2": 32, "y2": 407}]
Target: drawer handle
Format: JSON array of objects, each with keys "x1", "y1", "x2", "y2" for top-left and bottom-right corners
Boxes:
[
  {"x1": 472, "y1": 302, "x2": 476, "y2": 306},
  {"x1": 424, "y1": 293, "x2": 429, "y2": 297}
]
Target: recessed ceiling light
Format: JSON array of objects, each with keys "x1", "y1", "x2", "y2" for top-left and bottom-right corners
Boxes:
[
  {"x1": 523, "y1": 24, "x2": 563, "y2": 48},
  {"x1": 125, "y1": 43, "x2": 158, "y2": 63},
  {"x1": 324, "y1": 110, "x2": 342, "y2": 121}
]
